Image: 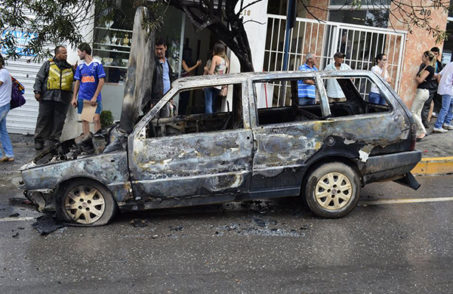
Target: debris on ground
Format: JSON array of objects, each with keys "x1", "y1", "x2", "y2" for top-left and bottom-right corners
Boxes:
[
  {"x1": 253, "y1": 217, "x2": 266, "y2": 228},
  {"x1": 8, "y1": 213, "x2": 19, "y2": 217},
  {"x1": 130, "y1": 219, "x2": 149, "y2": 227},
  {"x1": 12, "y1": 232, "x2": 19, "y2": 238},
  {"x1": 241, "y1": 200, "x2": 273, "y2": 214},
  {"x1": 214, "y1": 218, "x2": 310, "y2": 237},
  {"x1": 32, "y1": 215, "x2": 65, "y2": 235},
  {"x1": 9, "y1": 197, "x2": 32, "y2": 207},
  {"x1": 169, "y1": 225, "x2": 183, "y2": 232}
]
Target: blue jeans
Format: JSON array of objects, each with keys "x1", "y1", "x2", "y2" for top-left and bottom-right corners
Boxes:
[
  {"x1": 368, "y1": 92, "x2": 386, "y2": 105},
  {"x1": 299, "y1": 97, "x2": 316, "y2": 105},
  {"x1": 0, "y1": 104, "x2": 14, "y2": 158},
  {"x1": 434, "y1": 95, "x2": 453, "y2": 129},
  {"x1": 204, "y1": 88, "x2": 219, "y2": 114}
]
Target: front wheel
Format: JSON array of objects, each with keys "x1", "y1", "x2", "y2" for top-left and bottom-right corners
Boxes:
[
  {"x1": 305, "y1": 162, "x2": 360, "y2": 218},
  {"x1": 56, "y1": 179, "x2": 117, "y2": 226}
]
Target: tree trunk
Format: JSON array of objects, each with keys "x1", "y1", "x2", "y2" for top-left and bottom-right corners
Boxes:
[
  {"x1": 119, "y1": 6, "x2": 155, "y2": 134},
  {"x1": 169, "y1": 0, "x2": 255, "y2": 72}
]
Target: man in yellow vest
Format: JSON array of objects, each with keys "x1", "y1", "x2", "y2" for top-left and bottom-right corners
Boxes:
[{"x1": 33, "y1": 46, "x2": 74, "y2": 150}]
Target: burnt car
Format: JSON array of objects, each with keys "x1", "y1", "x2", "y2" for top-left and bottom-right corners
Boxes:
[{"x1": 20, "y1": 70, "x2": 421, "y2": 225}]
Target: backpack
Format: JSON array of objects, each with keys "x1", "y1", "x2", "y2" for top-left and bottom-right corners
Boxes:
[{"x1": 10, "y1": 76, "x2": 25, "y2": 109}]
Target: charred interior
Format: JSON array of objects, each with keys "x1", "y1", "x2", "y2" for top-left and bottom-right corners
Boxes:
[{"x1": 146, "y1": 84, "x2": 244, "y2": 138}]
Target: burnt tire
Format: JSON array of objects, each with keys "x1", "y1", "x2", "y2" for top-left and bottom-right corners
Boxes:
[
  {"x1": 304, "y1": 162, "x2": 360, "y2": 218},
  {"x1": 56, "y1": 179, "x2": 117, "y2": 226}
]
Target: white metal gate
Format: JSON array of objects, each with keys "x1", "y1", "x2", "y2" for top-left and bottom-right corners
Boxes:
[
  {"x1": 263, "y1": 14, "x2": 407, "y2": 106},
  {"x1": 5, "y1": 58, "x2": 41, "y2": 134}
]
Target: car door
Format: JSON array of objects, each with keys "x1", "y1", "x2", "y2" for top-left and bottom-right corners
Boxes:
[
  {"x1": 248, "y1": 73, "x2": 331, "y2": 198},
  {"x1": 127, "y1": 82, "x2": 254, "y2": 206}
]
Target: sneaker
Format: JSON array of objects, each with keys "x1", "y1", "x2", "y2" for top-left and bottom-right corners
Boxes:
[
  {"x1": 433, "y1": 127, "x2": 448, "y2": 133},
  {"x1": 443, "y1": 124, "x2": 453, "y2": 130},
  {"x1": 0, "y1": 157, "x2": 14, "y2": 162},
  {"x1": 432, "y1": 112, "x2": 438, "y2": 118}
]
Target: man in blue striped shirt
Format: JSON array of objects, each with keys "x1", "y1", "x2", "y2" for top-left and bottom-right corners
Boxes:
[{"x1": 298, "y1": 53, "x2": 318, "y2": 105}]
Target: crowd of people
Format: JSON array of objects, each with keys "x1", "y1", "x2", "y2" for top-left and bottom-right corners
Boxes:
[
  {"x1": 297, "y1": 51, "x2": 392, "y2": 105},
  {"x1": 32, "y1": 43, "x2": 105, "y2": 151},
  {"x1": 411, "y1": 47, "x2": 453, "y2": 141}
]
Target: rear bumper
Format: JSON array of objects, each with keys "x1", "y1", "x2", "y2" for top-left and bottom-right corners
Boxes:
[{"x1": 362, "y1": 151, "x2": 422, "y2": 186}]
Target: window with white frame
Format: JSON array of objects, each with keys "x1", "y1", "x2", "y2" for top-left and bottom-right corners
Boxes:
[{"x1": 329, "y1": 1, "x2": 391, "y2": 28}]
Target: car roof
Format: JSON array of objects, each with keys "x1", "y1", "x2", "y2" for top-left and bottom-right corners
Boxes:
[{"x1": 172, "y1": 70, "x2": 378, "y2": 89}]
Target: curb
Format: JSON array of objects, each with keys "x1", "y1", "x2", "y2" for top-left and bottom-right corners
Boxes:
[{"x1": 412, "y1": 156, "x2": 453, "y2": 176}]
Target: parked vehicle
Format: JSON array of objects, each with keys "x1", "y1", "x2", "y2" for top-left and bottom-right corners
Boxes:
[{"x1": 20, "y1": 70, "x2": 421, "y2": 225}]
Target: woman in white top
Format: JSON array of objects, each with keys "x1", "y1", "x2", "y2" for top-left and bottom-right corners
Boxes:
[
  {"x1": 203, "y1": 42, "x2": 229, "y2": 114},
  {"x1": 0, "y1": 54, "x2": 14, "y2": 162},
  {"x1": 369, "y1": 53, "x2": 391, "y2": 105}
]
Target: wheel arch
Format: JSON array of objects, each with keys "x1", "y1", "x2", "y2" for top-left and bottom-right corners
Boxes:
[
  {"x1": 300, "y1": 155, "x2": 363, "y2": 196},
  {"x1": 55, "y1": 176, "x2": 114, "y2": 200}
]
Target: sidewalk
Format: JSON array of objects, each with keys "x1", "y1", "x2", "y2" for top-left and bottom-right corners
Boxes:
[{"x1": 412, "y1": 122, "x2": 453, "y2": 176}]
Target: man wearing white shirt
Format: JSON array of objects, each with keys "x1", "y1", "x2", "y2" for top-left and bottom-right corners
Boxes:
[
  {"x1": 324, "y1": 52, "x2": 351, "y2": 103},
  {"x1": 433, "y1": 61, "x2": 453, "y2": 133}
]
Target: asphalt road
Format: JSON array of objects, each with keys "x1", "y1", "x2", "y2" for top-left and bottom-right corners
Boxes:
[{"x1": 0, "y1": 171, "x2": 452, "y2": 294}]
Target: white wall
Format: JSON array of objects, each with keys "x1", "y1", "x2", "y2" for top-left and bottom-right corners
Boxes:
[
  {"x1": 67, "y1": 7, "x2": 95, "y2": 65},
  {"x1": 230, "y1": 0, "x2": 269, "y2": 73}
]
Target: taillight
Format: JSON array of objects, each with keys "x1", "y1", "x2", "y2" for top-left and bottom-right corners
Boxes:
[{"x1": 409, "y1": 123, "x2": 417, "y2": 151}]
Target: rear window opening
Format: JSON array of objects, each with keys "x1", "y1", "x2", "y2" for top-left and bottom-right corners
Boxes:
[{"x1": 253, "y1": 75, "x2": 392, "y2": 126}]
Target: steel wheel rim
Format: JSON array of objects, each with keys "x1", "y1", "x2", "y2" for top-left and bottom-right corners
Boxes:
[
  {"x1": 64, "y1": 185, "x2": 105, "y2": 224},
  {"x1": 314, "y1": 172, "x2": 353, "y2": 210}
]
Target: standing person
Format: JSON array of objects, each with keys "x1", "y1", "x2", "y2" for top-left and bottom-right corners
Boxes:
[
  {"x1": 432, "y1": 61, "x2": 453, "y2": 133},
  {"x1": 324, "y1": 52, "x2": 351, "y2": 103},
  {"x1": 369, "y1": 53, "x2": 391, "y2": 105},
  {"x1": 71, "y1": 43, "x2": 105, "y2": 136},
  {"x1": 423, "y1": 47, "x2": 443, "y2": 122},
  {"x1": 298, "y1": 53, "x2": 318, "y2": 105},
  {"x1": 411, "y1": 51, "x2": 436, "y2": 140},
  {"x1": 149, "y1": 38, "x2": 175, "y2": 117},
  {"x1": 204, "y1": 42, "x2": 229, "y2": 114},
  {"x1": 33, "y1": 46, "x2": 74, "y2": 150},
  {"x1": 0, "y1": 54, "x2": 14, "y2": 162},
  {"x1": 422, "y1": 46, "x2": 444, "y2": 125},
  {"x1": 179, "y1": 45, "x2": 201, "y2": 115}
]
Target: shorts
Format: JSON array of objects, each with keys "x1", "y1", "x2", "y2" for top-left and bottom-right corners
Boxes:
[{"x1": 77, "y1": 99, "x2": 102, "y2": 114}]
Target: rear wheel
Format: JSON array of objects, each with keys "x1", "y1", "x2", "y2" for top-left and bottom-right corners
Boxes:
[
  {"x1": 305, "y1": 162, "x2": 360, "y2": 218},
  {"x1": 57, "y1": 179, "x2": 117, "y2": 226}
]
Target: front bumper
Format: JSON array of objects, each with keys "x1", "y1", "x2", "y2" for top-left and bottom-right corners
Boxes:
[
  {"x1": 23, "y1": 189, "x2": 56, "y2": 212},
  {"x1": 362, "y1": 150, "x2": 422, "y2": 189}
]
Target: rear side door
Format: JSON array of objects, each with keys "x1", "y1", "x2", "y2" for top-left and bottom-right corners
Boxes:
[
  {"x1": 248, "y1": 73, "x2": 331, "y2": 197},
  {"x1": 127, "y1": 82, "x2": 254, "y2": 205}
]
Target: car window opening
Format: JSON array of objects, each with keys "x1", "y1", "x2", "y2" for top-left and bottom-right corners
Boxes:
[
  {"x1": 254, "y1": 76, "x2": 392, "y2": 126},
  {"x1": 145, "y1": 83, "x2": 243, "y2": 138}
]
